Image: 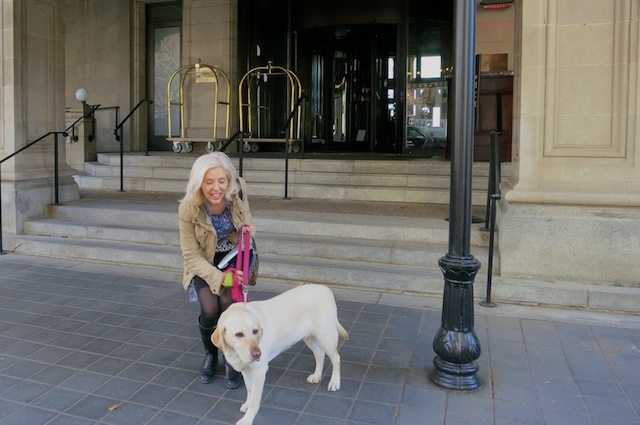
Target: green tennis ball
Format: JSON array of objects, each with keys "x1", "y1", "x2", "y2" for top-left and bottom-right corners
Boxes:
[{"x1": 223, "y1": 272, "x2": 234, "y2": 287}]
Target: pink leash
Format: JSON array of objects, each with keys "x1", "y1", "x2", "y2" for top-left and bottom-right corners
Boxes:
[{"x1": 224, "y1": 224, "x2": 252, "y2": 303}]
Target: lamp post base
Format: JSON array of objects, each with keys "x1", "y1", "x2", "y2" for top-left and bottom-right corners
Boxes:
[
  {"x1": 431, "y1": 355, "x2": 480, "y2": 391},
  {"x1": 430, "y1": 254, "x2": 482, "y2": 391}
]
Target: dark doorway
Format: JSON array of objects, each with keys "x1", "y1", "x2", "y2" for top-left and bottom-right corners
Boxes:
[
  {"x1": 238, "y1": 0, "x2": 466, "y2": 157},
  {"x1": 296, "y1": 24, "x2": 398, "y2": 153}
]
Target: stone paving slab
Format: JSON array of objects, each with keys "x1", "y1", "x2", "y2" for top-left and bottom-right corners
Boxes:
[{"x1": 0, "y1": 253, "x2": 639, "y2": 425}]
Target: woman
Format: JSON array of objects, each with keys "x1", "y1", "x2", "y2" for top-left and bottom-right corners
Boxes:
[{"x1": 178, "y1": 152, "x2": 256, "y2": 387}]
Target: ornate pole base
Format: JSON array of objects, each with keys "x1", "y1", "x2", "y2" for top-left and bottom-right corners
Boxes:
[
  {"x1": 430, "y1": 254, "x2": 482, "y2": 390},
  {"x1": 431, "y1": 355, "x2": 480, "y2": 391}
]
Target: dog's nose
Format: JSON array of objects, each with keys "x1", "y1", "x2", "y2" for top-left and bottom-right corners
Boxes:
[{"x1": 252, "y1": 347, "x2": 261, "y2": 359}]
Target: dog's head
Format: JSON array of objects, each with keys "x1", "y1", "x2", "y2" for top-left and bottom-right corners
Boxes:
[{"x1": 211, "y1": 303, "x2": 263, "y2": 365}]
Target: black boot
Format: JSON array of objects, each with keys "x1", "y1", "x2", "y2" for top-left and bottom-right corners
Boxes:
[
  {"x1": 198, "y1": 321, "x2": 218, "y2": 384},
  {"x1": 224, "y1": 356, "x2": 242, "y2": 389}
]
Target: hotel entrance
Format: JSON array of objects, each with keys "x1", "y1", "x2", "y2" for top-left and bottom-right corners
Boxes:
[
  {"x1": 239, "y1": 0, "x2": 456, "y2": 157},
  {"x1": 296, "y1": 24, "x2": 399, "y2": 153}
]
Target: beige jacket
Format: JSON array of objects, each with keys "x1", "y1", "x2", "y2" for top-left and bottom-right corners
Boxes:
[{"x1": 178, "y1": 177, "x2": 252, "y2": 295}]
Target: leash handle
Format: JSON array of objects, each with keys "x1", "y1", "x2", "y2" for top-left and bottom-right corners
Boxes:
[
  {"x1": 228, "y1": 224, "x2": 252, "y2": 303},
  {"x1": 236, "y1": 224, "x2": 252, "y2": 285}
]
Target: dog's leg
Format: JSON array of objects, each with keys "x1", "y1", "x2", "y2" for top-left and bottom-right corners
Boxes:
[
  {"x1": 236, "y1": 365, "x2": 267, "y2": 425},
  {"x1": 315, "y1": 332, "x2": 342, "y2": 391},
  {"x1": 303, "y1": 337, "x2": 326, "y2": 385},
  {"x1": 240, "y1": 371, "x2": 252, "y2": 413},
  {"x1": 325, "y1": 348, "x2": 342, "y2": 391}
]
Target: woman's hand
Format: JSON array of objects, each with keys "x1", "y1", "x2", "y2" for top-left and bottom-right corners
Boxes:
[{"x1": 223, "y1": 269, "x2": 245, "y2": 288}]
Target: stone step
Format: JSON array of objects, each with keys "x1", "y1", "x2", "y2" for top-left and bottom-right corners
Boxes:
[
  {"x1": 23, "y1": 217, "x2": 492, "y2": 270},
  {"x1": 16, "y1": 193, "x2": 498, "y2": 296},
  {"x1": 73, "y1": 153, "x2": 509, "y2": 206},
  {"x1": 12, "y1": 235, "x2": 184, "y2": 271},
  {"x1": 9, "y1": 234, "x2": 458, "y2": 295},
  {"x1": 41, "y1": 196, "x2": 492, "y2": 247},
  {"x1": 74, "y1": 174, "x2": 491, "y2": 204}
]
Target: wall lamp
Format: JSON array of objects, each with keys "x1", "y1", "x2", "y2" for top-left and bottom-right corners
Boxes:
[
  {"x1": 75, "y1": 88, "x2": 89, "y2": 104},
  {"x1": 74, "y1": 88, "x2": 94, "y2": 142}
]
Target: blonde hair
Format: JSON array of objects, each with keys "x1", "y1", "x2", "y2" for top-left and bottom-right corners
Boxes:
[{"x1": 181, "y1": 152, "x2": 239, "y2": 205}]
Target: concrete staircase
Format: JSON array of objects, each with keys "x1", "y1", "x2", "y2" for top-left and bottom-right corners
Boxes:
[
  {"x1": 74, "y1": 152, "x2": 509, "y2": 206},
  {"x1": 16, "y1": 192, "x2": 495, "y2": 296},
  {"x1": 11, "y1": 152, "x2": 501, "y2": 297}
]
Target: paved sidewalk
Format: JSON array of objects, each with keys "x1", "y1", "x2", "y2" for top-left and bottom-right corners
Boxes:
[{"x1": 0, "y1": 253, "x2": 639, "y2": 425}]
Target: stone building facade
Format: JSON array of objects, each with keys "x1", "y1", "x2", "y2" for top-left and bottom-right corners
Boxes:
[{"x1": 0, "y1": 0, "x2": 638, "y2": 292}]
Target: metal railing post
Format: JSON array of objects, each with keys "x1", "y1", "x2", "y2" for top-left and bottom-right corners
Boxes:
[
  {"x1": 113, "y1": 100, "x2": 152, "y2": 192},
  {"x1": 117, "y1": 108, "x2": 123, "y2": 192},
  {"x1": 279, "y1": 95, "x2": 304, "y2": 200},
  {"x1": 480, "y1": 130, "x2": 502, "y2": 307},
  {"x1": 284, "y1": 136, "x2": 290, "y2": 199},
  {"x1": 54, "y1": 132, "x2": 61, "y2": 205},
  {"x1": 481, "y1": 131, "x2": 501, "y2": 230},
  {"x1": 238, "y1": 132, "x2": 244, "y2": 177}
]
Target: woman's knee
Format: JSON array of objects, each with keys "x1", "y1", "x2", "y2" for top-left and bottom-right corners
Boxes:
[{"x1": 219, "y1": 290, "x2": 234, "y2": 312}]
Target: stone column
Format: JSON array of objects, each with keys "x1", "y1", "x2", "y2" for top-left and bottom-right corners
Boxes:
[
  {"x1": 499, "y1": 0, "x2": 640, "y2": 286},
  {"x1": 0, "y1": 0, "x2": 79, "y2": 249},
  {"x1": 181, "y1": 0, "x2": 238, "y2": 139}
]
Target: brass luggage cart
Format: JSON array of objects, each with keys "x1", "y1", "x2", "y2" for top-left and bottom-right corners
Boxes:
[
  {"x1": 166, "y1": 59, "x2": 230, "y2": 153},
  {"x1": 238, "y1": 61, "x2": 303, "y2": 153}
]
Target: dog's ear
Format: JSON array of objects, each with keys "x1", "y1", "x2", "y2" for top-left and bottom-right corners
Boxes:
[
  {"x1": 256, "y1": 324, "x2": 264, "y2": 342},
  {"x1": 211, "y1": 326, "x2": 226, "y2": 350}
]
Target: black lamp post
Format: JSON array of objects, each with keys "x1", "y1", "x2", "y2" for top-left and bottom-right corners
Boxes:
[{"x1": 430, "y1": 0, "x2": 481, "y2": 390}]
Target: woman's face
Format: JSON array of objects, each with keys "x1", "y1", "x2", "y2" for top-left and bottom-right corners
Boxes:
[{"x1": 201, "y1": 167, "x2": 229, "y2": 212}]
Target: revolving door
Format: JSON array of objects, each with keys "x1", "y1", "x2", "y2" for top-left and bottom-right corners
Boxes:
[{"x1": 296, "y1": 24, "x2": 399, "y2": 153}]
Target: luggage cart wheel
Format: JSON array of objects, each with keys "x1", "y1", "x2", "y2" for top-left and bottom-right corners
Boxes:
[
  {"x1": 242, "y1": 142, "x2": 251, "y2": 153},
  {"x1": 184, "y1": 142, "x2": 194, "y2": 153},
  {"x1": 172, "y1": 142, "x2": 183, "y2": 153},
  {"x1": 250, "y1": 143, "x2": 259, "y2": 152},
  {"x1": 205, "y1": 142, "x2": 215, "y2": 153}
]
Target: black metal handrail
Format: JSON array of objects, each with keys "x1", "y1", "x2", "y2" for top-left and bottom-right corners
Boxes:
[
  {"x1": 279, "y1": 95, "x2": 307, "y2": 199},
  {"x1": 66, "y1": 104, "x2": 100, "y2": 137},
  {"x1": 479, "y1": 130, "x2": 502, "y2": 307},
  {"x1": 0, "y1": 100, "x2": 153, "y2": 253},
  {"x1": 0, "y1": 130, "x2": 68, "y2": 254},
  {"x1": 113, "y1": 100, "x2": 153, "y2": 191},
  {"x1": 218, "y1": 131, "x2": 248, "y2": 176}
]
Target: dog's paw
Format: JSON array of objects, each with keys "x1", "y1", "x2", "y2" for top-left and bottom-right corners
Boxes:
[
  {"x1": 236, "y1": 417, "x2": 252, "y2": 425},
  {"x1": 240, "y1": 402, "x2": 249, "y2": 413},
  {"x1": 306, "y1": 373, "x2": 321, "y2": 384},
  {"x1": 327, "y1": 379, "x2": 340, "y2": 391}
]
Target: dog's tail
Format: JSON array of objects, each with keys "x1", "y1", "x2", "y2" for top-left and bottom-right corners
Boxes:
[{"x1": 337, "y1": 321, "x2": 349, "y2": 341}]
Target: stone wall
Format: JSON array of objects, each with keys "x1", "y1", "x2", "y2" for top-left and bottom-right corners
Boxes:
[
  {"x1": 499, "y1": 0, "x2": 640, "y2": 286},
  {"x1": 1, "y1": 0, "x2": 79, "y2": 243},
  {"x1": 64, "y1": 0, "x2": 132, "y2": 153}
]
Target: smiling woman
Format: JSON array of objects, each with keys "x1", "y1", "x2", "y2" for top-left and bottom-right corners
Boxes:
[
  {"x1": 201, "y1": 167, "x2": 230, "y2": 215},
  {"x1": 178, "y1": 152, "x2": 256, "y2": 389}
]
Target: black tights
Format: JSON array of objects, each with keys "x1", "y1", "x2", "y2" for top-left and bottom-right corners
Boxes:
[{"x1": 193, "y1": 275, "x2": 233, "y2": 329}]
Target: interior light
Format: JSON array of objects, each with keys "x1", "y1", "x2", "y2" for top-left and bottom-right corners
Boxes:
[
  {"x1": 480, "y1": 0, "x2": 513, "y2": 9},
  {"x1": 482, "y1": 4, "x2": 511, "y2": 9}
]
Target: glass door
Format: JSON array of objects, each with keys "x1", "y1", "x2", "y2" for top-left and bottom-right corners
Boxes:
[
  {"x1": 146, "y1": 2, "x2": 182, "y2": 151},
  {"x1": 297, "y1": 24, "x2": 397, "y2": 153},
  {"x1": 405, "y1": 78, "x2": 449, "y2": 155}
]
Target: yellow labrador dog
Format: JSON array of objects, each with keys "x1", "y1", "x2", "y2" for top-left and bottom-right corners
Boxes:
[{"x1": 212, "y1": 284, "x2": 349, "y2": 425}]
